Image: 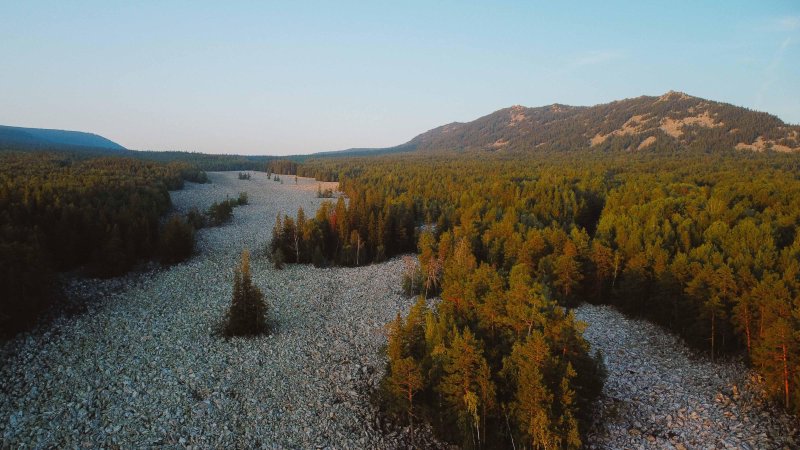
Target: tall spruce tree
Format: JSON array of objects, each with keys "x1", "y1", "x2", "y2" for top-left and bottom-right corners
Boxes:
[{"x1": 225, "y1": 249, "x2": 269, "y2": 336}]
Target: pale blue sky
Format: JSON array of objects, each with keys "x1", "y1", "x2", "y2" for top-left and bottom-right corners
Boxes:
[{"x1": 1, "y1": 1, "x2": 798, "y2": 155}]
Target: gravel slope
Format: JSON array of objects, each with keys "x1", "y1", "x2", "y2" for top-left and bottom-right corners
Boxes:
[
  {"x1": 0, "y1": 172, "x2": 434, "y2": 449},
  {"x1": 575, "y1": 304, "x2": 798, "y2": 450}
]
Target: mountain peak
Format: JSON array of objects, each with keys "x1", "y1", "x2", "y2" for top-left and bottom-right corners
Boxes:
[
  {"x1": 401, "y1": 93, "x2": 800, "y2": 154},
  {"x1": 658, "y1": 90, "x2": 693, "y2": 101}
]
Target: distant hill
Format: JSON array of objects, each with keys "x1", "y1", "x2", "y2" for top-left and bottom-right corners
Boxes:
[
  {"x1": 0, "y1": 125, "x2": 126, "y2": 151},
  {"x1": 6, "y1": 91, "x2": 798, "y2": 162},
  {"x1": 342, "y1": 91, "x2": 800, "y2": 155},
  {"x1": 0, "y1": 125, "x2": 280, "y2": 172},
  {"x1": 307, "y1": 146, "x2": 414, "y2": 159}
]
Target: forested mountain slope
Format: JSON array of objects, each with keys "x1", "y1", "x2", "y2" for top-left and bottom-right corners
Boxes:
[
  {"x1": 0, "y1": 136, "x2": 277, "y2": 172},
  {"x1": 396, "y1": 91, "x2": 800, "y2": 154}
]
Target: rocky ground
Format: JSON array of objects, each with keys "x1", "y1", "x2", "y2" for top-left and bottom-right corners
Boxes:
[
  {"x1": 3, "y1": 171, "x2": 797, "y2": 449},
  {"x1": 575, "y1": 304, "x2": 799, "y2": 450},
  {"x1": 0, "y1": 172, "x2": 440, "y2": 449}
]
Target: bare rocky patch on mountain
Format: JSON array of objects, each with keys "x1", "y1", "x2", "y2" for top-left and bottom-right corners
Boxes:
[{"x1": 399, "y1": 91, "x2": 800, "y2": 153}]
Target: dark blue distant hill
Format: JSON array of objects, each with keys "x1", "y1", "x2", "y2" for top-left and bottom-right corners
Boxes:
[{"x1": 0, "y1": 125, "x2": 126, "y2": 151}]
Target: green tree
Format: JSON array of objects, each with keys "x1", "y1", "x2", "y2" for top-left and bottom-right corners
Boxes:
[
  {"x1": 506, "y1": 264, "x2": 547, "y2": 338},
  {"x1": 553, "y1": 241, "x2": 583, "y2": 303},
  {"x1": 389, "y1": 357, "x2": 424, "y2": 442},
  {"x1": 225, "y1": 249, "x2": 269, "y2": 336},
  {"x1": 752, "y1": 279, "x2": 796, "y2": 409},
  {"x1": 440, "y1": 328, "x2": 494, "y2": 449},
  {"x1": 503, "y1": 332, "x2": 561, "y2": 450}
]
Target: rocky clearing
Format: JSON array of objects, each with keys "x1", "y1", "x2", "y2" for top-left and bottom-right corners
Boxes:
[
  {"x1": 1, "y1": 171, "x2": 797, "y2": 449},
  {"x1": 1, "y1": 172, "x2": 433, "y2": 449},
  {"x1": 576, "y1": 305, "x2": 798, "y2": 450}
]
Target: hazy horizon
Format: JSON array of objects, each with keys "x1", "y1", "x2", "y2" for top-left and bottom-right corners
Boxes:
[{"x1": 1, "y1": 1, "x2": 798, "y2": 155}]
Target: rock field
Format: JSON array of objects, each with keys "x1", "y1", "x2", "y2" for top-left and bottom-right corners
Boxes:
[
  {"x1": 1, "y1": 171, "x2": 796, "y2": 449},
  {"x1": 575, "y1": 304, "x2": 798, "y2": 450},
  {"x1": 0, "y1": 172, "x2": 438, "y2": 449}
]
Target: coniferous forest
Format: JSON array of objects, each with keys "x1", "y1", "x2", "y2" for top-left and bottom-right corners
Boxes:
[
  {"x1": 5, "y1": 137, "x2": 800, "y2": 448},
  {"x1": 268, "y1": 148, "x2": 800, "y2": 436},
  {"x1": 2, "y1": 143, "x2": 799, "y2": 448},
  {"x1": 0, "y1": 150, "x2": 206, "y2": 336},
  {"x1": 4, "y1": 2, "x2": 800, "y2": 448}
]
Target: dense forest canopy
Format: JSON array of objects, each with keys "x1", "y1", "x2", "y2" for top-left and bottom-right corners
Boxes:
[
  {"x1": 0, "y1": 150, "x2": 205, "y2": 336},
  {"x1": 277, "y1": 148, "x2": 800, "y2": 434},
  {"x1": 0, "y1": 140, "x2": 280, "y2": 172}
]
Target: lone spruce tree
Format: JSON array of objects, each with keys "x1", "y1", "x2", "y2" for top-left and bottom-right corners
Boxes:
[{"x1": 225, "y1": 249, "x2": 269, "y2": 336}]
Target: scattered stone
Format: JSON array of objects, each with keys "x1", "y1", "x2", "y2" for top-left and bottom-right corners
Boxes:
[
  {"x1": 575, "y1": 304, "x2": 798, "y2": 449},
  {"x1": 0, "y1": 172, "x2": 441, "y2": 449}
]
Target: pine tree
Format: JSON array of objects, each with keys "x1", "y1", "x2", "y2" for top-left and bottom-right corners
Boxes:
[
  {"x1": 96, "y1": 224, "x2": 127, "y2": 277},
  {"x1": 752, "y1": 279, "x2": 796, "y2": 409},
  {"x1": 504, "y1": 332, "x2": 559, "y2": 450},
  {"x1": 440, "y1": 328, "x2": 493, "y2": 448},
  {"x1": 442, "y1": 238, "x2": 477, "y2": 313},
  {"x1": 296, "y1": 207, "x2": 307, "y2": 261},
  {"x1": 270, "y1": 214, "x2": 283, "y2": 255},
  {"x1": 282, "y1": 215, "x2": 297, "y2": 263},
  {"x1": 589, "y1": 241, "x2": 614, "y2": 299},
  {"x1": 389, "y1": 357, "x2": 424, "y2": 442},
  {"x1": 225, "y1": 249, "x2": 269, "y2": 336},
  {"x1": 506, "y1": 264, "x2": 547, "y2": 338},
  {"x1": 424, "y1": 255, "x2": 443, "y2": 299},
  {"x1": 553, "y1": 241, "x2": 583, "y2": 302},
  {"x1": 556, "y1": 363, "x2": 581, "y2": 449}
]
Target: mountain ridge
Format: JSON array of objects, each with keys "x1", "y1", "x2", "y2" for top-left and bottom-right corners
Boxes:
[
  {"x1": 4, "y1": 91, "x2": 798, "y2": 158},
  {"x1": 350, "y1": 91, "x2": 800, "y2": 156},
  {"x1": 0, "y1": 125, "x2": 126, "y2": 151}
]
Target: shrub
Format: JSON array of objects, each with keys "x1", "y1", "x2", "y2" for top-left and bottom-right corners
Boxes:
[
  {"x1": 208, "y1": 200, "x2": 234, "y2": 225},
  {"x1": 186, "y1": 207, "x2": 207, "y2": 229},
  {"x1": 237, "y1": 192, "x2": 248, "y2": 205},
  {"x1": 225, "y1": 250, "x2": 268, "y2": 336},
  {"x1": 317, "y1": 184, "x2": 335, "y2": 198}
]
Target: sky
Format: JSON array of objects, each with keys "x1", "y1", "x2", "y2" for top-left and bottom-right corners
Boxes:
[{"x1": 1, "y1": 1, "x2": 798, "y2": 155}]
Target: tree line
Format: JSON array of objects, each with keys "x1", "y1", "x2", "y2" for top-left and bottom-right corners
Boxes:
[
  {"x1": 269, "y1": 194, "x2": 417, "y2": 268},
  {"x1": 0, "y1": 151, "x2": 206, "y2": 337}
]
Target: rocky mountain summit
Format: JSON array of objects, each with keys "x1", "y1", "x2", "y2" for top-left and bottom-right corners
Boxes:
[{"x1": 395, "y1": 91, "x2": 800, "y2": 154}]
